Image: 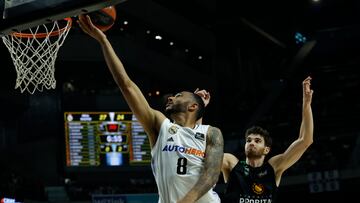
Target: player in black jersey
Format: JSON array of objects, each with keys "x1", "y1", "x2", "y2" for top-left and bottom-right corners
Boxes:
[{"x1": 221, "y1": 76, "x2": 314, "y2": 203}]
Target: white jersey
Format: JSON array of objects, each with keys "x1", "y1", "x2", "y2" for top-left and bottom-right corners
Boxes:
[{"x1": 151, "y1": 118, "x2": 220, "y2": 203}]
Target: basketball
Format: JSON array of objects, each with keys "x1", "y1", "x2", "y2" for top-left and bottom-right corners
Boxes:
[{"x1": 88, "y1": 6, "x2": 117, "y2": 32}]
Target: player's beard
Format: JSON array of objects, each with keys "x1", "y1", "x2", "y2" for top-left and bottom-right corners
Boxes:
[
  {"x1": 245, "y1": 147, "x2": 264, "y2": 159},
  {"x1": 165, "y1": 102, "x2": 187, "y2": 117}
]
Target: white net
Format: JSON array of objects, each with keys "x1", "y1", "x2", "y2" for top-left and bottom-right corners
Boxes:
[{"x1": 1, "y1": 18, "x2": 72, "y2": 94}]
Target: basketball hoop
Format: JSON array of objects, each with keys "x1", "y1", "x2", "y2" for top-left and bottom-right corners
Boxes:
[{"x1": 1, "y1": 18, "x2": 72, "y2": 94}]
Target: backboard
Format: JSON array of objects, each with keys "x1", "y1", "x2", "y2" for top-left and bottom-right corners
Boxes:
[{"x1": 0, "y1": 0, "x2": 127, "y2": 36}]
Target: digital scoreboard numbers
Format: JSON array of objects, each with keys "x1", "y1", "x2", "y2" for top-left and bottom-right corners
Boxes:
[
  {"x1": 130, "y1": 116, "x2": 152, "y2": 165},
  {"x1": 64, "y1": 112, "x2": 151, "y2": 167},
  {"x1": 65, "y1": 115, "x2": 99, "y2": 166}
]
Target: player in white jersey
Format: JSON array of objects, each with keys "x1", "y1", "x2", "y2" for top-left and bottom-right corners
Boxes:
[
  {"x1": 78, "y1": 15, "x2": 224, "y2": 203},
  {"x1": 152, "y1": 107, "x2": 220, "y2": 202}
]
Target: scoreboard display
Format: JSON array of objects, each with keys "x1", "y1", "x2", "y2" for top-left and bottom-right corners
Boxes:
[{"x1": 64, "y1": 112, "x2": 151, "y2": 167}]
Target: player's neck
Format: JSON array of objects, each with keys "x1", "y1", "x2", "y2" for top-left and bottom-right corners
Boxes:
[
  {"x1": 246, "y1": 156, "x2": 265, "y2": 168},
  {"x1": 171, "y1": 113, "x2": 197, "y2": 128}
]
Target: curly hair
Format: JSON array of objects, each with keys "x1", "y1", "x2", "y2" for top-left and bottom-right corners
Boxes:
[{"x1": 245, "y1": 126, "x2": 272, "y2": 147}]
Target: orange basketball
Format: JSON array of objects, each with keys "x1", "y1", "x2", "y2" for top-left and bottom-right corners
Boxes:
[{"x1": 88, "y1": 6, "x2": 117, "y2": 32}]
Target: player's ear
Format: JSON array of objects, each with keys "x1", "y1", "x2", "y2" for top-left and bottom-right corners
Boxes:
[
  {"x1": 264, "y1": 146, "x2": 271, "y2": 155},
  {"x1": 188, "y1": 103, "x2": 198, "y2": 112}
]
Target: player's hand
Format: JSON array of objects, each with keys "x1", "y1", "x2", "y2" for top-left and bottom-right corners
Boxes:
[
  {"x1": 302, "y1": 76, "x2": 313, "y2": 105},
  {"x1": 194, "y1": 88, "x2": 211, "y2": 107},
  {"x1": 77, "y1": 14, "x2": 106, "y2": 42}
]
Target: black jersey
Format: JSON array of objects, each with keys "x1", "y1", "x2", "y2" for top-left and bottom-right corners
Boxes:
[{"x1": 223, "y1": 160, "x2": 278, "y2": 203}]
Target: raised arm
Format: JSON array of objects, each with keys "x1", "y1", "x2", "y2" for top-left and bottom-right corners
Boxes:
[
  {"x1": 78, "y1": 15, "x2": 165, "y2": 147},
  {"x1": 177, "y1": 127, "x2": 224, "y2": 203},
  {"x1": 194, "y1": 88, "x2": 211, "y2": 125},
  {"x1": 269, "y1": 76, "x2": 314, "y2": 185}
]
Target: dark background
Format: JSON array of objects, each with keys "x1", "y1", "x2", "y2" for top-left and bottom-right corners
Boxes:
[{"x1": 0, "y1": 0, "x2": 359, "y2": 202}]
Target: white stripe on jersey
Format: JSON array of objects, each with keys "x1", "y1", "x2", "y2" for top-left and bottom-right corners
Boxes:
[{"x1": 151, "y1": 118, "x2": 220, "y2": 203}]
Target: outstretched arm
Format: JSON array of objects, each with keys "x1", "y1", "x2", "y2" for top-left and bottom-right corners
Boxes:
[
  {"x1": 177, "y1": 127, "x2": 224, "y2": 203},
  {"x1": 269, "y1": 76, "x2": 314, "y2": 184},
  {"x1": 78, "y1": 15, "x2": 165, "y2": 147}
]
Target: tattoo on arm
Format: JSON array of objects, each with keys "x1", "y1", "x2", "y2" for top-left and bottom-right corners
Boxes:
[
  {"x1": 185, "y1": 127, "x2": 224, "y2": 200},
  {"x1": 204, "y1": 127, "x2": 224, "y2": 179}
]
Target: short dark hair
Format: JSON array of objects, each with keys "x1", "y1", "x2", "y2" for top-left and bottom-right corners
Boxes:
[
  {"x1": 245, "y1": 126, "x2": 272, "y2": 147},
  {"x1": 191, "y1": 93, "x2": 205, "y2": 120}
]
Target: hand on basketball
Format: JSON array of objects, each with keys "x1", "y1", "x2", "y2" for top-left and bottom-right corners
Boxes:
[
  {"x1": 302, "y1": 76, "x2": 313, "y2": 105},
  {"x1": 77, "y1": 14, "x2": 106, "y2": 42},
  {"x1": 194, "y1": 88, "x2": 211, "y2": 107}
]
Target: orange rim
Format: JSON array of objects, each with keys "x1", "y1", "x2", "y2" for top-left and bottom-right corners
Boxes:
[{"x1": 12, "y1": 17, "x2": 72, "y2": 38}]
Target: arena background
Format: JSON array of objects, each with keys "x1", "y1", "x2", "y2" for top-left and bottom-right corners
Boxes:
[{"x1": 0, "y1": 0, "x2": 359, "y2": 202}]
